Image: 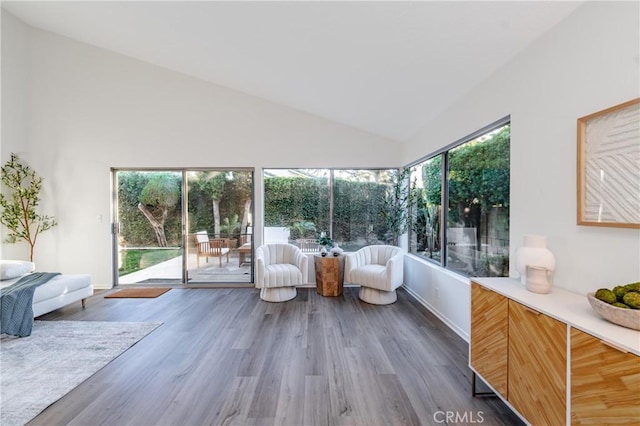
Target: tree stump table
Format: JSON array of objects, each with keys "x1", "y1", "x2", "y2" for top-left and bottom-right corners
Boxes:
[{"x1": 314, "y1": 254, "x2": 344, "y2": 297}]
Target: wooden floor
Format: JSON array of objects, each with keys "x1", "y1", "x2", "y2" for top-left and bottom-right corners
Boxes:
[{"x1": 33, "y1": 287, "x2": 523, "y2": 426}]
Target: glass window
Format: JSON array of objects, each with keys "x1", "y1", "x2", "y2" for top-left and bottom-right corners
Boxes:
[
  {"x1": 264, "y1": 169, "x2": 330, "y2": 247},
  {"x1": 410, "y1": 155, "x2": 443, "y2": 263},
  {"x1": 410, "y1": 122, "x2": 510, "y2": 278},
  {"x1": 333, "y1": 170, "x2": 392, "y2": 250},
  {"x1": 264, "y1": 168, "x2": 395, "y2": 251}
]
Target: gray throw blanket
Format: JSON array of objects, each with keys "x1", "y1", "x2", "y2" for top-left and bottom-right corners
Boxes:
[{"x1": 1, "y1": 272, "x2": 60, "y2": 337}]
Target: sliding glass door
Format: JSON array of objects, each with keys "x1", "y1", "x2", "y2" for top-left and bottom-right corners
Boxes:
[
  {"x1": 114, "y1": 170, "x2": 184, "y2": 285},
  {"x1": 185, "y1": 170, "x2": 253, "y2": 284},
  {"x1": 112, "y1": 168, "x2": 253, "y2": 285}
]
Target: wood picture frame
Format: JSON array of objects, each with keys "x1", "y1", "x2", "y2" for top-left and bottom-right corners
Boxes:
[{"x1": 577, "y1": 98, "x2": 640, "y2": 228}]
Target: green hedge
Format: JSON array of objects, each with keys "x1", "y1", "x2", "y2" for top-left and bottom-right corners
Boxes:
[
  {"x1": 119, "y1": 171, "x2": 393, "y2": 248},
  {"x1": 264, "y1": 175, "x2": 390, "y2": 246}
]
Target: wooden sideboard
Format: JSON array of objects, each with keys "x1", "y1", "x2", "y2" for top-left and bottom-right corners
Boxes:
[{"x1": 470, "y1": 277, "x2": 640, "y2": 425}]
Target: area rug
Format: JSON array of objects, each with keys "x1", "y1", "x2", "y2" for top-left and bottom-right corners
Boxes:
[
  {"x1": 104, "y1": 287, "x2": 171, "y2": 298},
  {"x1": 0, "y1": 320, "x2": 161, "y2": 426}
]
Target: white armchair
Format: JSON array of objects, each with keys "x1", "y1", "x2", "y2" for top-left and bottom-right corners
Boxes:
[
  {"x1": 344, "y1": 245, "x2": 404, "y2": 305},
  {"x1": 255, "y1": 243, "x2": 308, "y2": 302}
]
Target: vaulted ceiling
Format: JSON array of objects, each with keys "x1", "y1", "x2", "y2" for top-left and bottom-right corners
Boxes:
[{"x1": 2, "y1": 1, "x2": 584, "y2": 141}]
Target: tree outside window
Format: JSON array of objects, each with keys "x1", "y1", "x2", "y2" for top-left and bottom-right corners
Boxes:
[{"x1": 410, "y1": 122, "x2": 510, "y2": 278}]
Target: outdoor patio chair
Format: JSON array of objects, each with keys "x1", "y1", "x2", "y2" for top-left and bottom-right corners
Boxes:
[
  {"x1": 194, "y1": 231, "x2": 231, "y2": 268},
  {"x1": 296, "y1": 238, "x2": 320, "y2": 252}
]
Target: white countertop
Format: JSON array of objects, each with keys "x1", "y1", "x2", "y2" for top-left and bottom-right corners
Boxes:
[{"x1": 472, "y1": 277, "x2": 640, "y2": 356}]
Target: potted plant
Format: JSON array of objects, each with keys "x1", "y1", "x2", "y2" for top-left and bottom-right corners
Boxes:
[
  {"x1": 317, "y1": 232, "x2": 334, "y2": 255},
  {"x1": 0, "y1": 153, "x2": 57, "y2": 261}
]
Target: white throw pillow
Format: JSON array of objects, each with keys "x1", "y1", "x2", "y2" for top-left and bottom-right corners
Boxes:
[{"x1": 0, "y1": 260, "x2": 36, "y2": 280}]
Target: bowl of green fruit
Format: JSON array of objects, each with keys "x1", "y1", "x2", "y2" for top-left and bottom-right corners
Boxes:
[{"x1": 588, "y1": 282, "x2": 640, "y2": 330}]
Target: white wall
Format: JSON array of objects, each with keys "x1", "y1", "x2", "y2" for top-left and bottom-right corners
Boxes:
[
  {"x1": 402, "y1": 1, "x2": 640, "y2": 339},
  {"x1": 1, "y1": 10, "x2": 31, "y2": 261},
  {"x1": 1, "y1": 11, "x2": 399, "y2": 287},
  {"x1": 404, "y1": 259, "x2": 470, "y2": 340}
]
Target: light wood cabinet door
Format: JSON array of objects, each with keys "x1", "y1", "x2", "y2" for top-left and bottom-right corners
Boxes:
[
  {"x1": 508, "y1": 300, "x2": 566, "y2": 426},
  {"x1": 571, "y1": 328, "x2": 640, "y2": 425},
  {"x1": 470, "y1": 282, "x2": 508, "y2": 396}
]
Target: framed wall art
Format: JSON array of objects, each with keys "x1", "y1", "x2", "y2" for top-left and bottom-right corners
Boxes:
[{"x1": 577, "y1": 98, "x2": 640, "y2": 228}]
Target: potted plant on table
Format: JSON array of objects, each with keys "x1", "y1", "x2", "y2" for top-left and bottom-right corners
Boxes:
[{"x1": 317, "y1": 232, "x2": 333, "y2": 256}]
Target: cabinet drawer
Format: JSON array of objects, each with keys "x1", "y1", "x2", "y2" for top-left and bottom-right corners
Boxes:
[
  {"x1": 470, "y1": 282, "x2": 508, "y2": 396},
  {"x1": 508, "y1": 300, "x2": 566, "y2": 426},
  {"x1": 571, "y1": 328, "x2": 640, "y2": 425}
]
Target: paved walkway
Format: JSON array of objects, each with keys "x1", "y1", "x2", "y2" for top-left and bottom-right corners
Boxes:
[
  {"x1": 118, "y1": 253, "x2": 252, "y2": 284},
  {"x1": 118, "y1": 255, "x2": 184, "y2": 284}
]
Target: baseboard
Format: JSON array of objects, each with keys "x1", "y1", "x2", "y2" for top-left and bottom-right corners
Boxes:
[{"x1": 402, "y1": 285, "x2": 469, "y2": 342}]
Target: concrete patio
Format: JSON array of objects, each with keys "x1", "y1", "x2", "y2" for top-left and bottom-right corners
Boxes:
[{"x1": 118, "y1": 252, "x2": 252, "y2": 284}]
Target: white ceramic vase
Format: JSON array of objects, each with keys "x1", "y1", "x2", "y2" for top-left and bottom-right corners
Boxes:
[
  {"x1": 525, "y1": 265, "x2": 554, "y2": 294},
  {"x1": 514, "y1": 235, "x2": 556, "y2": 286}
]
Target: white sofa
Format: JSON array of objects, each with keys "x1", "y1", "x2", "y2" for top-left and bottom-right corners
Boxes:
[{"x1": 0, "y1": 260, "x2": 93, "y2": 317}]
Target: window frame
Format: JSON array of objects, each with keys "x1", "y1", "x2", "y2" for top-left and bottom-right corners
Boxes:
[{"x1": 407, "y1": 116, "x2": 511, "y2": 277}]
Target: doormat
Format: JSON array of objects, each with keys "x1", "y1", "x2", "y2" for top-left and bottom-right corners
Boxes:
[{"x1": 104, "y1": 288, "x2": 171, "y2": 298}]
